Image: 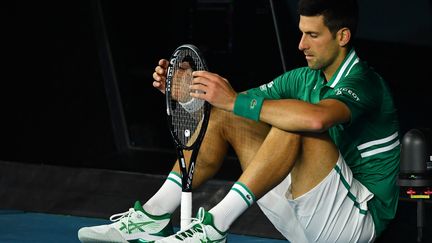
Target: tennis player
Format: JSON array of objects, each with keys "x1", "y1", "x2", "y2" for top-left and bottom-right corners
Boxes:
[{"x1": 78, "y1": 0, "x2": 399, "y2": 242}]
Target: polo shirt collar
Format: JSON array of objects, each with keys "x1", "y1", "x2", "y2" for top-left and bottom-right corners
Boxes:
[{"x1": 326, "y1": 48, "x2": 360, "y2": 88}]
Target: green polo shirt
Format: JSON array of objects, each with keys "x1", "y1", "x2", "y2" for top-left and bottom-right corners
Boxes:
[{"x1": 246, "y1": 49, "x2": 400, "y2": 236}]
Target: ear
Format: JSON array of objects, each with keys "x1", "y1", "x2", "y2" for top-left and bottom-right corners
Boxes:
[{"x1": 337, "y1": 28, "x2": 351, "y2": 47}]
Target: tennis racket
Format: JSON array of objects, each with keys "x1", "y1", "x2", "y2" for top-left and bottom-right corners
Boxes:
[{"x1": 165, "y1": 44, "x2": 211, "y2": 230}]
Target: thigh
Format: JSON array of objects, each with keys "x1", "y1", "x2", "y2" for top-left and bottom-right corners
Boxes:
[{"x1": 290, "y1": 132, "x2": 340, "y2": 198}]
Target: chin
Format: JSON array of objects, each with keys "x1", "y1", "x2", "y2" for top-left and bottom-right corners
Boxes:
[{"x1": 308, "y1": 63, "x2": 320, "y2": 70}]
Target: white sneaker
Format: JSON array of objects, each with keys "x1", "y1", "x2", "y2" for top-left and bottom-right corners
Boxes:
[
  {"x1": 155, "y1": 207, "x2": 227, "y2": 243},
  {"x1": 78, "y1": 201, "x2": 174, "y2": 243}
]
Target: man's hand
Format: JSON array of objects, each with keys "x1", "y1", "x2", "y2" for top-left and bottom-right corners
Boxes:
[
  {"x1": 190, "y1": 71, "x2": 237, "y2": 112},
  {"x1": 152, "y1": 59, "x2": 169, "y2": 94}
]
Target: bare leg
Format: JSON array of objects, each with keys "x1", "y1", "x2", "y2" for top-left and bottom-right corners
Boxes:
[
  {"x1": 172, "y1": 108, "x2": 338, "y2": 199},
  {"x1": 198, "y1": 112, "x2": 340, "y2": 233},
  {"x1": 238, "y1": 127, "x2": 300, "y2": 198},
  {"x1": 159, "y1": 108, "x2": 341, "y2": 235},
  {"x1": 290, "y1": 131, "x2": 339, "y2": 198},
  {"x1": 171, "y1": 108, "x2": 271, "y2": 189},
  {"x1": 238, "y1": 127, "x2": 339, "y2": 199}
]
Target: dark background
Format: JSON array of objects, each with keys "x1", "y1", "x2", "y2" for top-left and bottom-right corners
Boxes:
[
  {"x1": 2, "y1": 0, "x2": 431, "y2": 177},
  {"x1": 1, "y1": 0, "x2": 432, "y2": 242}
]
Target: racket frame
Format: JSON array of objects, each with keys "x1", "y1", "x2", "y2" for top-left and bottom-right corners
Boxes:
[{"x1": 165, "y1": 44, "x2": 211, "y2": 229}]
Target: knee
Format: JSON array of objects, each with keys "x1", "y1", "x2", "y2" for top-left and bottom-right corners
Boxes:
[
  {"x1": 210, "y1": 107, "x2": 248, "y2": 124},
  {"x1": 209, "y1": 107, "x2": 255, "y2": 129},
  {"x1": 300, "y1": 132, "x2": 339, "y2": 158},
  {"x1": 206, "y1": 108, "x2": 229, "y2": 136},
  {"x1": 269, "y1": 127, "x2": 303, "y2": 145},
  {"x1": 269, "y1": 128, "x2": 338, "y2": 153},
  {"x1": 209, "y1": 107, "x2": 230, "y2": 124}
]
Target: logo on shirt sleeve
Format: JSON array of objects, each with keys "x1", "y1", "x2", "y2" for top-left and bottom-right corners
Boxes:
[
  {"x1": 259, "y1": 81, "x2": 274, "y2": 91},
  {"x1": 334, "y1": 87, "x2": 360, "y2": 101},
  {"x1": 250, "y1": 99, "x2": 257, "y2": 109}
]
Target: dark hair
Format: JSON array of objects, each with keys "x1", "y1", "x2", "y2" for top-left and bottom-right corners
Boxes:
[{"x1": 297, "y1": 0, "x2": 358, "y2": 38}]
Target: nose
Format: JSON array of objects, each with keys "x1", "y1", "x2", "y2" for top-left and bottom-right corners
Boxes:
[{"x1": 298, "y1": 33, "x2": 307, "y2": 51}]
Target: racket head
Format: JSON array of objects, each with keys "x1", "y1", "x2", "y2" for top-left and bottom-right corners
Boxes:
[{"x1": 165, "y1": 44, "x2": 211, "y2": 150}]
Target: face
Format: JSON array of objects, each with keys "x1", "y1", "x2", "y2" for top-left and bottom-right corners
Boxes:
[{"x1": 298, "y1": 15, "x2": 344, "y2": 78}]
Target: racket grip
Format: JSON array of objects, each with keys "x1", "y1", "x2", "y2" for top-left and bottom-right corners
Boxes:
[{"x1": 180, "y1": 191, "x2": 192, "y2": 230}]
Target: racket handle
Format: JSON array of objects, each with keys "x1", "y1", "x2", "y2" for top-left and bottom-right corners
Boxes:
[{"x1": 180, "y1": 192, "x2": 192, "y2": 230}]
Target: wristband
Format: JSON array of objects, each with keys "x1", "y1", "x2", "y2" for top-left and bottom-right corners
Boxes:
[{"x1": 233, "y1": 93, "x2": 264, "y2": 121}]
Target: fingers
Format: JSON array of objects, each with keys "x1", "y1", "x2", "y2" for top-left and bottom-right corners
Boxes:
[
  {"x1": 152, "y1": 80, "x2": 164, "y2": 89},
  {"x1": 188, "y1": 70, "x2": 237, "y2": 111},
  {"x1": 190, "y1": 83, "x2": 207, "y2": 94},
  {"x1": 158, "y1": 59, "x2": 169, "y2": 67},
  {"x1": 192, "y1": 70, "x2": 216, "y2": 79},
  {"x1": 152, "y1": 70, "x2": 164, "y2": 82},
  {"x1": 154, "y1": 59, "x2": 168, "y2": 78},
  {"x1": 152, "y1": 70, "x2": 166, "y2": 88},
  {"x1": 152, "y1": 59, "x2": 168, "y2": 93},
  {"x1": 189, "y1": 78, "x2": 215, "y2": 101},
  {"x1": 190, "y1": 71, "x2": 227, "y2": 91}
]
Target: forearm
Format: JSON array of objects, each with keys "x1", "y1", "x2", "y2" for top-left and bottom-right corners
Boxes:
[
  {"x1": 232, "y1": 95, "x2": 350, "y2": 133},
  {"x1": 259, "y1": 99, "x2": 327, "y2": 132}
]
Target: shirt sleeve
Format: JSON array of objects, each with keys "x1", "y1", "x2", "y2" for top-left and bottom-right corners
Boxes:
[
  {"x1": 244, "y1": 67, "x2": 310, "y2": 100},
  {"x1": 324, "y1": 73, "x2": 380, "y2": 125}
]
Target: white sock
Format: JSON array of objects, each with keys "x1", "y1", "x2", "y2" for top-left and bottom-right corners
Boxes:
[
  {"x1": 209, "y1": 182, "x2": 255, "y2": 232},
  {"x1": 143, "y1": 171, "x2": 182, "y2": 215}
]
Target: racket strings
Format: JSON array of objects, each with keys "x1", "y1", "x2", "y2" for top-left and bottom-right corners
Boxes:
[{"x1": 168, "y1": 48, "x2": 206, "y2": 148}]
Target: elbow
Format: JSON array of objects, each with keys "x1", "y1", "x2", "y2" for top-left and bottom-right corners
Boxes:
[
  {"x1": 308, "y1": 119, "x2": 327, "y2": 132},
  {"x1": 307, "y1": 115, "x2": 333, "y2": 132},
  {"x1": 306, "y1": 104, "x2": 344, "y2": 132},
  {"x1": 298, "y1": 101, "x2": 350, "y2": 132}
]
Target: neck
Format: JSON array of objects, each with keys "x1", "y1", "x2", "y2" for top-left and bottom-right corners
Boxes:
[{"x1": 323, "y1": 48, "x2": 349, "y2": 81}]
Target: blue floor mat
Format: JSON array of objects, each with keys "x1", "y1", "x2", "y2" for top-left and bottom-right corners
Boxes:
[{"x1": 0, "y1": 210, "x2": 286, "y2": 242}]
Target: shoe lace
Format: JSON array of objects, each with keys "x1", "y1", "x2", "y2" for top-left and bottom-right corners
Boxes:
[
  {"x1": 175, "y1": 208, "x2": 208, "y2": 241},
  {"x1": 109, "y1": 208, "x2": 138, "y2": 233}
]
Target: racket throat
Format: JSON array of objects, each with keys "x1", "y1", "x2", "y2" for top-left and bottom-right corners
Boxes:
[
  {"x1": 181, "y1": 164, "x2": 194, "y2": 192},
  {"x1": 181, "y1": 178, "x2": 193, "y2": 192},
  {"x1": 176, "y1": 149, "x2": 193, "y2": 192},
  {"x1": 183, "y1": 163, "x2": 195, "y2": 192}
]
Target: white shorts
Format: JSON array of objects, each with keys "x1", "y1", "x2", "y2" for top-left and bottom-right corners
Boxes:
[{"x1": 257, "y1": 154, "x2": 376, "y2": 243}]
